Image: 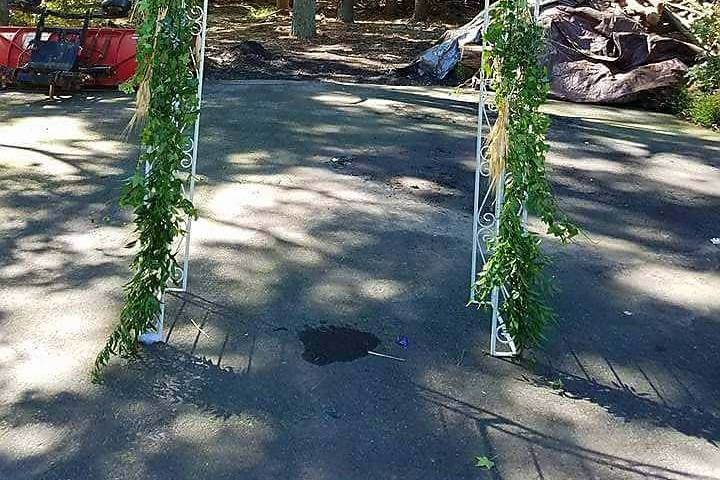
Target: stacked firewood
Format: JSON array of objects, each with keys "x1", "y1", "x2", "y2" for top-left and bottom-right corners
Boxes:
[
  {"x1": 612, "y1": 0, "x2": 715, "y2": 47},
  {"x1": 613, "y1": 0, "x2": 663, "y2": 28}
]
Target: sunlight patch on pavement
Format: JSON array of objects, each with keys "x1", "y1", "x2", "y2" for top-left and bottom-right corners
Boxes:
[
  {"x1": 2, "y1": 341, "x2": 80, "y2": 394},
  {"x1": 590, "y1": 136, "x2": 650, "y2": 157},
  {"x1": 391, "y1": 175, "x2": 461, "y2": 196},
  {"x1": 358, "y1": 278, "x2": 406, "y2": 300},
  {"x1": 0, "y1": 422, "x2": 65, "y2": 459},
  {"x1": 0, "y1": 144, "x2": 80, "y2": 176},
  {"x1": 305, "y1": 271, "x2": 407, "y2": 314},
  {"x1": 194, "y1": 217, "x2": 266, "y2": 244},
  {"x1": 167, "y1": 411, "x2": 275, "y2": 469},
  {"x1": 542, "y1": 100, "x2": 720, "y2": 143},
  {"x1": 208, "y1": 183, "x2": 279, "y2": 214},
  {"x1": 616, "y1": 264, "x2": 720, "y2": 313},
  {"x1": 643, "y1": 156, "x2": 720, "y2": 198},
  {"x1": 555, "y1": 157, "x2": 626, "y2": 174},
  {"x1": 311, "y1": 92, "x2": 365, "y2": 105},
  {"x1": 0, "y1": 114, "x2": 131, "y2": 178},
  {"x1": 0, "y1": 116, "x2": 90, "y2": 144}
]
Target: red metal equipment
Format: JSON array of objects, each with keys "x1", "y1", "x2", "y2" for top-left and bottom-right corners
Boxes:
[
  {"x1": 78, "y1": 27, "x2": 137, "y2": 87},
  {"x1": 0, "y1": 25, "x2": 137, "y2": 88}
]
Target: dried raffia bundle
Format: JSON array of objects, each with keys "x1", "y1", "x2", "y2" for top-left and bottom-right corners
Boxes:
[
  {"x1": 123, "y1": 6, "x2": 169, "y2": 136},
  {"x1": 486, "y1": 98, "x2": 508, "y2": 191}
]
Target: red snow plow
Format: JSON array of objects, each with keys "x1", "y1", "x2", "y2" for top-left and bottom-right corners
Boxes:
[{"x1": 0, "y1": 0, "x2": 137, "y2": 95}]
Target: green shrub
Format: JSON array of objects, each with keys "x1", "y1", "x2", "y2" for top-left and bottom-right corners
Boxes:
[
  {"x1": 9, "y1": 10, "x2": 34, "y2": 25},
  {"x1": 9, "y1": 0, "x2": 130, "y2": 26},
  {"x1": 242, "y1": 5, "x2": 277, "y2": 21},
  {"x1": 666, "y1": 85, "x2": 692, "y2": 115},
  {"x1": 693, "y1": 3, "x2": 720, "y2": 53},
  {"x1": 675, "y1": 5, "x2": 720, "y2": 129},
  {"x1": 688, "y1": 90, "x2": 720, "y2": 128},
  {"x1": 687, "y1": 56, "x2": 720, "y2": 93}
]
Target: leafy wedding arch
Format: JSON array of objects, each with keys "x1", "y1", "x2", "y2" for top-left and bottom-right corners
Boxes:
[
  {"x1": 92, "y1": 0, "x2": 208, "y2": 380},
  {"x1": 92, "y1": 0, "x2": 575, "y2": 379},
  {"x1": 469, "y1": 0, "x2": 577, "y2": 356}
]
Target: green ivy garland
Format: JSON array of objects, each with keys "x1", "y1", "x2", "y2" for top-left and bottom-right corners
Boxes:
[
  {"x1": 472, "y1": 0, "x2": 578, "y2": 351},
  {"x1": 92, "y1": 0, "x2": 199, "y2": 381}
]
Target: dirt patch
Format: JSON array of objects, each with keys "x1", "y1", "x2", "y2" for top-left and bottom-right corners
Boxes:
[{"x1": 205, "y1": 1, "x2": 455, "y2": 84}]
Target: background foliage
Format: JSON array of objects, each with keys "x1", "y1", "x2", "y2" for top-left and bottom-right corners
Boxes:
[
  {"x1": 678, "y1": 3, "x2": 720, "y2": 129},
  {"x1": 9, "y1": 0, "x2": 116, "y2": 25}
]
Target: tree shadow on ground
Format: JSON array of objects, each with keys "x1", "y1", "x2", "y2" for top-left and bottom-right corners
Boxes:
[
  {"x1": 2, "y1": 84, "x2": 720, "y2": 479},
  {"x1": 529, "y1": 363, "x2": 720, "y2": 445},
  {"x1": 0, "y1": 91, "x2": 136, "y2": 291}
]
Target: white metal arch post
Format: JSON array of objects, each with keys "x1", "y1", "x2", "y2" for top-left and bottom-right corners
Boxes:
[
  {"x1": 139, "y1": 0, "x2": 209, "y2": 344},
  {"x1": 470, "y1": 0, "x2": 541, "y2": 357}
]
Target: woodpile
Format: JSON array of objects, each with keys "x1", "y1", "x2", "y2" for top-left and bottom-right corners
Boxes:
[
  {"x1": 613, "y1": 0, "x2": 664, "y2": 28},
  {"x1": 459, "y1": 44, "x2": 484, "y2": 71},
  {"x1": 612, "y1": 0, "x2": 715, "y2": 45}
]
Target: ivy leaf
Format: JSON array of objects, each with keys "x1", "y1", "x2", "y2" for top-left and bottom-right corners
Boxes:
[
  {"x1": 130, "y1": 172, "x2": 145, "y2": 187},
  {"x1": 474, "y1": 456, "x2": 495, "y2": 470}
]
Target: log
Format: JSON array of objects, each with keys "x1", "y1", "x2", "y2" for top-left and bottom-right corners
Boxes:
[{"x1": 460, "y1": 44, "x2": 485, "y2": 70}]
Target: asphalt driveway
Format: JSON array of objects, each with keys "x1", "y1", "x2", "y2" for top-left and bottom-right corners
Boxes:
[{"x1": 1, "y1": 81, "x2": 719, "y2": 479}]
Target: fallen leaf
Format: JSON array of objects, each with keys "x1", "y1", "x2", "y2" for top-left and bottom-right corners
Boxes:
[{"x1": 474, "y1": 456, "x2": 495, "y2": 470}]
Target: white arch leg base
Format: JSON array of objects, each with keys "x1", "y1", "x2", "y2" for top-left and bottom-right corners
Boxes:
[{"x1": 139, "y1": 302, "x2": 165, "y2": 345}]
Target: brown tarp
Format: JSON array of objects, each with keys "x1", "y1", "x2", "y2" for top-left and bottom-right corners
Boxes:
[
  {"x1": 402, "y1": 0, "x2": 704, "y2": 104},
  {"x1": 542, "y1": 5, "x2": 702, "y2": 102}
]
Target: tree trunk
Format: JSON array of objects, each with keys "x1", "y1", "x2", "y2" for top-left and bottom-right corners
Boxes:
[
  {"x1": 413, "y1": 0, "x2": 430, "y2": 21},
  {"x1": 384, "y1": 0, "x2": 397, "y2": 17},
  {"x1": 0, "y1": 0, "x2": 9, "y2": 27},
  {"x1": 337, "y1": 0, "x2": 354, "y2": 23},
  {"x1": 292, "y1": 0, "x2": 316, "y2": 39},
  {"x1": 277, "y1": 0, "x2": 290, "y2": 12}
]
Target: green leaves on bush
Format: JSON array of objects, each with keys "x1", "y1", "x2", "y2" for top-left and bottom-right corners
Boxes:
[
  {"x1": 678, "y1": 58, "x2": 720, "y2": 129},
  {"x1": 474, "y1": 456, "x2": 496, "y2": 470},
  {"x1": 686, "y1": 57, "x2": 720, "y2": 94},
  {"x1": 678, "y1": 5, "x2": 720, "y2": 129},
  {"x1": 692, "y1": 2, "x2": 720, "y2": 54},
  {"x1": 688, "y1": 90, "x2": 720, "y2": 128}
]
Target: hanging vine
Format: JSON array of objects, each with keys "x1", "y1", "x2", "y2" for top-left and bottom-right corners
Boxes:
[
  {"x1": 92, "y1": 0, "x2": 200, "y2": 381},
  {"x1": 471, "y1": 0, "x2": 578, "y2": 351}
]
